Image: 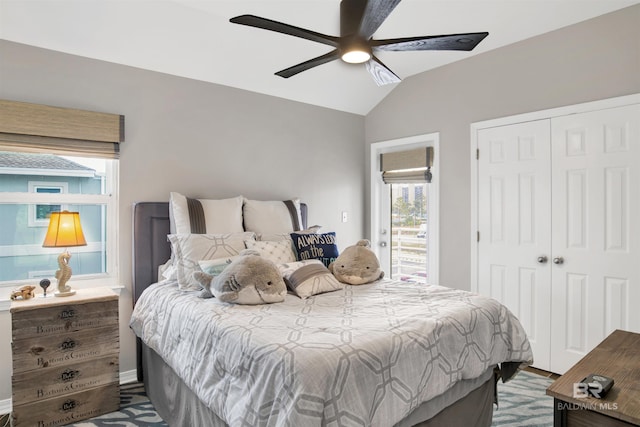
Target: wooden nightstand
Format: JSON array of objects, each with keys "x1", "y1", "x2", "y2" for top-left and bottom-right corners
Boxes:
[
  {"x1": 10, "y1": 287, "x2": 120, "y2": 427},
  {"x1": 546, "y1": 329, "x2": 640, "y2": 427}
]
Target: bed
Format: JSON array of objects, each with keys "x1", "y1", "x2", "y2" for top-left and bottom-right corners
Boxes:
[{"x1": 130, "y1": 201, "x2": 533, "y2": 427}]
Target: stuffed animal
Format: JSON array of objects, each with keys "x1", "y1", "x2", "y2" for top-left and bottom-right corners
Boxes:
[
  {"x1": 10, "y1": 285, "x2": 36, "y2": 300},
  {"x1": 329, "y1": 239, "x2": 384, "y2": 285},
  {"x1": 194, "y1": 250, "x2": 287, "y2": 304}
]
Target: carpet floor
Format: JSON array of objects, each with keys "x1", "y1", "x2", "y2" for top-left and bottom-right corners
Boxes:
[{"x1": 0, "y1": 370, "x2": 554, "y2": 426}]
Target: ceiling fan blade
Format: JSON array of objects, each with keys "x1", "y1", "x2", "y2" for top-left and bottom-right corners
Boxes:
[
  {"x1": 359, "y1": 0, "x2": 402, "y2": 39},
  {"x1": 230, "y1": 15, "x2": 339, "y2": 47},
  {"x1": 372, "y1": 32, "x2": 489, "y2": 52},
  {"x1": 365, "y1": 55, "x2": 401, "y2": 86},
  {"x1": 275, "y1": 50, "x2": 341, "y2": 78}
]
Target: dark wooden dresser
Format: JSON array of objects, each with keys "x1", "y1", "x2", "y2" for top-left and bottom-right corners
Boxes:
[{"x1": 546, "y1": 329, "x2": 640, "y2": 426}]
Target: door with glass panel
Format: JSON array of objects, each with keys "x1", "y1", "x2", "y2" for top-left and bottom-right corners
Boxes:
[{"x1": 371, "y1": 136, "x2": 438, "y2": 285}]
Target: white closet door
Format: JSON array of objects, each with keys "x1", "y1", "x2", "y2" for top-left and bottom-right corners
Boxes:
[
  {"x1": 477, "y1": 120, "x2": 552, "y2": 371},
  {"x1": 550, "y1": 104, "x2": 640, "y2": 374}
]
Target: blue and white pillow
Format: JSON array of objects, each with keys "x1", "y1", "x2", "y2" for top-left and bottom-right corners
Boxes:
[{"x1": 290, "y1": 231, "x2": 339, "y2": 268}]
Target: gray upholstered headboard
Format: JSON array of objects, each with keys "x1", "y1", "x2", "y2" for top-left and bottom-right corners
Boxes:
[
  {"x1": 132, "y1": 202, "x2": 171, "y2": 305},
  {"x1": 131, "y1": 201, "x2": 308, "y2": 305}
]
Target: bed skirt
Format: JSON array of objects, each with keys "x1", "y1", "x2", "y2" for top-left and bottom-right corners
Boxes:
[{"x1": 142, "y1": 344, "x2": 496, "y2": 426}]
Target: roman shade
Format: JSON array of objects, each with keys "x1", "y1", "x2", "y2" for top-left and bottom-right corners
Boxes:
[
  {"x1": 0, "y1": 99, "x2": 124, "y2": 159},
  {"x1": 380, "y1": 146, "x2": 434, "y2": 183}
]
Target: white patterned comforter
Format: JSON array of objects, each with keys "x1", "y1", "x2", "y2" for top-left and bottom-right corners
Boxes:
[{"x1": 130, "y1": 280, "x2": 532, "y2": 426}]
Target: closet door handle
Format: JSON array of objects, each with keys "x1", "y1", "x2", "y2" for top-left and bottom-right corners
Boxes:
[
  {"x1": 537, "y1": 256, "x2": 548, "y2": 264},
  {"x1": 553, "y1": 256, "x2": 564, "y2": 265}
]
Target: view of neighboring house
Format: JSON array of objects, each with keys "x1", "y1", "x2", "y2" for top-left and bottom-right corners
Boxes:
[{"x1": 0, "y1": 151, "x2": 105, "y2": 282}]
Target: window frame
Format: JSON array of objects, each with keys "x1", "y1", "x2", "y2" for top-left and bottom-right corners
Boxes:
[{"x1": 0, "y1": 158, "x2": 119, "y2": 291}]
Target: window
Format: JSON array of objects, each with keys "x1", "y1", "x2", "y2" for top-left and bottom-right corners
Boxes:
[
  {"x1": 28, "y1": 182, "x2": 68, "y2": 227},
  {"x1": 0, "y1": 151, "x2": 119, "y2": 288},
  {"x1": 390, "y1": 183, "x2": 429, "y2": 283}
]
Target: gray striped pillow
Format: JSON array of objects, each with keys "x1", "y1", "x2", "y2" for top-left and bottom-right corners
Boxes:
[
  {"x1": 278, "y1": 260, "x2": 344, "y2": 299},
  {"x1": 169, "y1": 192, "x2": 244, "y2": 234}
]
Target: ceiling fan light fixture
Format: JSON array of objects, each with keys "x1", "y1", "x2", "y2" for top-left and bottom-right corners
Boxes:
[
  {"x1": 340, "y1": 38, "x2": 372, "y2": 64},
  {"x1": 341, "y1": 49, "x2": 371, "y2": 64}
]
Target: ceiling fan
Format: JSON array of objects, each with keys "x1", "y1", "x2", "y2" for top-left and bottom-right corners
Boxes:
[{"x1": 230, "y1": 0, "x2": 488, "y2": 86}]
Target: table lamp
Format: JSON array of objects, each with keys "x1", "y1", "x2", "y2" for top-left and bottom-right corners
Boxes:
[{"x1": 42, "y1": 211, "x2": 87, "y2": 297}]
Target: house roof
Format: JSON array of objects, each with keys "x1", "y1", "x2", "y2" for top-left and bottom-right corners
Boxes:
[
  {"x1": 0, "y1": 151, "x2": 95, "y2": 173},
  {"x1": 1, "y1": 1, "x2": 638, "y2": 115}
]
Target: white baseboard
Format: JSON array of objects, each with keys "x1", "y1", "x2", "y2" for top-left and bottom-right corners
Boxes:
[
  {"x1": 0, "y1": 369, "x2": 140, "y2": 415},
  {"x1": 0, "y1": 398, "x2": 10, "y2": 416},
  {"x1": 119, "y1": 369, "x2": 138, "y2": 385}
]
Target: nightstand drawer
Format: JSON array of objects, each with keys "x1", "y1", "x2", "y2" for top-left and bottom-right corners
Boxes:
[
  {"x1": 12, "y1": 325, "x2": 119, "y2": 374},
  {"x1": 12, "y1": 299, "x2": 118, "y2": 340},
  {"x1": 12, "y1": 354, "x2": 119, "y2": 404},
  {"x1": 11, "y1": 383, "x2": 120, "y2": 427}
]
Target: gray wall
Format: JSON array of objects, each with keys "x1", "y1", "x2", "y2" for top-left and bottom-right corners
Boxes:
[
  {"x1": 365, "y1": 5, "x2": 640, "y2": 290},
  {"x1": 0, "y1": 40, "x2": 365, "y2": 402}
]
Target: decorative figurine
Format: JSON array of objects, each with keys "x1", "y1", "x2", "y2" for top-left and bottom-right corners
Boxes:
[
  {"x1": 10, "y1": 285, "x2": 36, "y2": 301},
  {"x1": 39, "y1": 278, "x2": 51, "y2": 297}
]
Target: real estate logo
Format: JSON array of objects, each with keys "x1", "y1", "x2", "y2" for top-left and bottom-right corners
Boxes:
[
  {"x1": 565, "y1": 382, "x2": 618, "y2": 412},
  {"x1": 573, "y1": 381, "x2": 603, "y2": 399}
]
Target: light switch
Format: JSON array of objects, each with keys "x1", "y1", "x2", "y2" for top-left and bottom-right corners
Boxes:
[{"x1": 341, "y1": 211, "x2": 348, "y2": 223}]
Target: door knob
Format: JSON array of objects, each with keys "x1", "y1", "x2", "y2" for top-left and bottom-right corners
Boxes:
[
  {"x1": 537, "y1": 256, "x2": 548, "y2": 264},
  {"x1": 553, "y1": 256, "x2": 564, "y2": 265},
  {"x1": 379, "y1": 241, "x2": 387, "y2": 247}
]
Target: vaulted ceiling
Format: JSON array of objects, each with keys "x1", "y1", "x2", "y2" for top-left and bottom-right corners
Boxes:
[{"x1": 1, "y1": 0, "x2": 638, "y2": 115}]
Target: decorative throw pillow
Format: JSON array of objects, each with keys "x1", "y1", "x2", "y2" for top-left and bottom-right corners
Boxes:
[
  {"x1": 244, "y1": 240, "x2": 296, "y2": 264},
  {"x1": 168, "y1": 232, "x2": 255, "y2": 291},
  {"x1": 278, "y1": 260, "x2": 344, "y2": 299},
  {"x1": 290, "y1": 232, "x2": 339, "y2": 268},
  {"x1": 243, "y1": 198, "x2": 303, "y2": 235},
  {"x1": 169, "y1": 192, "x2": 244, "y2": 234},
  {"x1": 158, "y1": 259, "x2": 177, "y2": 281},
  {"x1": 198, "y1": 256, "x2": 240, "y2": 276}
]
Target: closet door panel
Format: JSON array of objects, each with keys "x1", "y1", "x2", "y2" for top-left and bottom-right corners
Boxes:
[
  {"x1": 477, "y1": 120, "x2": 552, "y2": 370},
  {"x1": 550, "y1": 104, "x2": 640, "y2": 374}
]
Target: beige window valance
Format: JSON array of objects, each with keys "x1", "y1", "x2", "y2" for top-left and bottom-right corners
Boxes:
[
  {"x1": 0, "y1": 99, "x2": 124, "y2": 159},
  {"x1": 380, "y1": 146, "x2": 434, "y2": 183}
]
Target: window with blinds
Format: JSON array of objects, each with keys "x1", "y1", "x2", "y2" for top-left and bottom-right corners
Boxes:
[
  {"x1": 380, "y1": 146, "x2": 433, "y2": 183},
  {"x1": 0, "y1": 100, "x2": 121, "y2": 287}
]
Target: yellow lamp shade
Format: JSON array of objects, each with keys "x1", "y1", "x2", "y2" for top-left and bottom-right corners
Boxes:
[{"x1": 42, "y1": 211, "x2": 87, "y2": 248}]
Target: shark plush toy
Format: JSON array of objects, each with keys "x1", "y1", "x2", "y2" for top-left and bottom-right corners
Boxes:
[
  {"x1": 329, "y1": 239, "x2": 384, "y2": 285},
  {"x1": 194, "y1": 250, "x2": 287, "y2": 304}
]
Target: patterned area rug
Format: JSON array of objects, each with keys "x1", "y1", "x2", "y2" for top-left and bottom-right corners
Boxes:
[
  {"x1": 492, "y1": 370, "x2": 555, "y2": 426},
  {"x1": 53, "y1": 370, "x2": 552, "y2": 426},
  {"x1": 66, "y1": 382, "x2": 167, "y2": 427}
]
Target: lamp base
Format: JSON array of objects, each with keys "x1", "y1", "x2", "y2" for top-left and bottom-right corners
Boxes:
[{"x1": 55, "y1": 289, "x2": 76, "y2": 297}]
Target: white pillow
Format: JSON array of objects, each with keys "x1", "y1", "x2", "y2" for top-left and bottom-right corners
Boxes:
[
  {"x1": 278, "y1": 259, "x2": 345, "y2": 299},
  {"x1": 158, "y1": 259, "x2": 176, "y2": 281},
  {"x1": 243, "y1": 198, "x2": 303, "y2": 235},
  {"x1": 169, "y1": 192, "x2": 244, "y2": 234},
  {"x1": 244, "y1": 240, "x2": 296, "y2": 264},
  {"x1": 168, "y1": 232, "x2": 255, "y2": 291}
]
